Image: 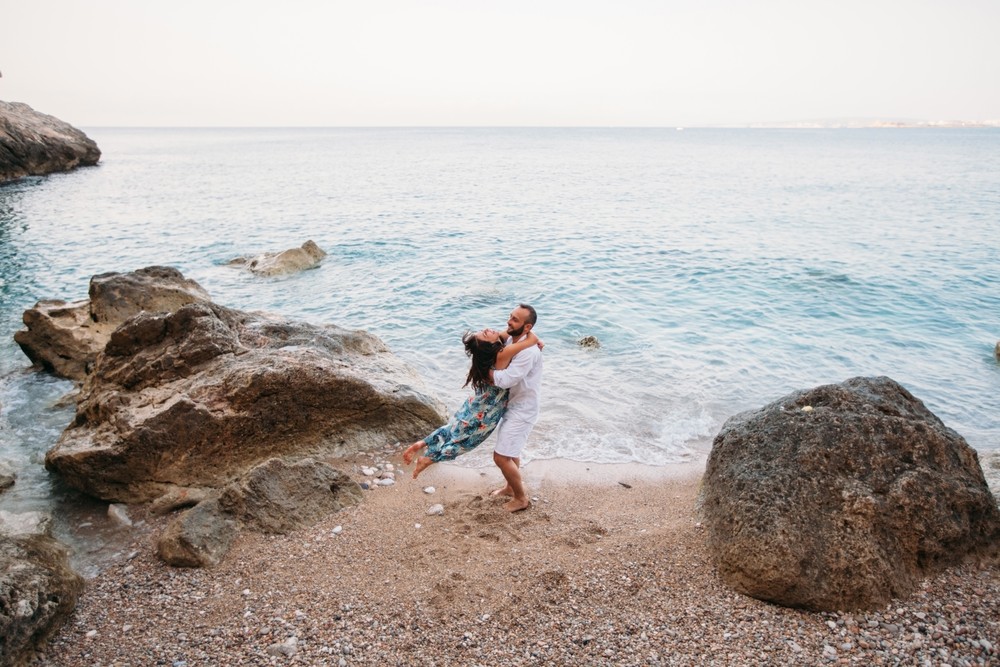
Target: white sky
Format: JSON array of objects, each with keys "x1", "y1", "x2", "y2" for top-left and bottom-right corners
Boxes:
[{"x1": 2, "y1": 0, "x2": 999, "y2": 127}]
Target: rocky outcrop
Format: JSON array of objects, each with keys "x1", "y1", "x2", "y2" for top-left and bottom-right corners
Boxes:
[
  {"x1": 0, "y1": 100, "x2": 100, "y2": 183},
  {"x1": 0, "y1": 517, "x2": 84, "y2": 667},
  {"x1": 701, "y1": 376, "x2": 1000, "y2": 612},
  {"x1": 228, "y1": 240, "x2": 327, "y2": 277},
  {"x1": 15, "y1": 267, "x2": 210, "y2": 381},
  {"x1": 39, "y1": 270, "x2": 446, "y2": 504}
]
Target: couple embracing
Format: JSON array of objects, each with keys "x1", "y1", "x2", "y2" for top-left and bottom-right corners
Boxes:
[{"x1": 403, "y1": 304, "x2": 543, "y2": 512}]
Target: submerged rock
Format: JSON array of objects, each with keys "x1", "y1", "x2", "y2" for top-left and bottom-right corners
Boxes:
[
  {"x1": 0, "y1": 100, "x2": 101, "y2": 183},
  {"x1": 702, "y1": 376, "x2": 1000, "y2": 612},
  {"x1": 228, "y1": 240, "x2": 327, "y2": 277}
]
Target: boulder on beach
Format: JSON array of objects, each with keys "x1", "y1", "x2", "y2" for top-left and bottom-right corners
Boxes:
[
  {"x1": 156, "y1": 498, "x2": 238, "y2": 568},
  {"x1": 0, "y1": 533, "x2": 84, "y2": 666},
  {"x1": 15, "y1": 267, "x2": 211, "y2": 381},
  {"x1": 40, "y1": 269, "x2": 446, "y2": 503},
  {"x1": 228, "y1": 240, "x2": 327, "y2": 277},
  {"x1": 701, "y1": 376, "x2": 1000, "y2": 612},
  {"x1": 218, "y1": 457, "x2": 363, "y2": 535},
  {"x1": 0, "y1": 100, "x2": 101, "y2": 183},
  {"x1": 156, "y1": 458, "x2": 362, "y2": 568}
]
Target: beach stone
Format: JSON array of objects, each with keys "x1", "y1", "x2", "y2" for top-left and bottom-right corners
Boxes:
[
  {"x1": 0, "y1": 100, "x2": 101, "y2": 183},
  {"x1": 15, "y1": 266, "x2": 211, "y2": 381},
  {"x1": 427, "y1": 504, "x2": 444, "y2": 515},
  {"x1": 218, "y1": 458, "x2": 363, "y2": 535},
  {"x1": 702, "y1": 376, "x2": 1000, "y2": 611},
  {"x1": 41, "y1": 270, "x2": 446, "y2": 502},
  {"x1": 0, "y1": 532, "x2": 84, "y2": 666},
  {"x1": 107, "y1": 503, "x2": 133, "y2": 527},
  {"x1": 156, "y1": 498, "x2": 237, "y2": 568},
  {"x1": 229, "y1": 240, "x2": 327, "y2": 277}
]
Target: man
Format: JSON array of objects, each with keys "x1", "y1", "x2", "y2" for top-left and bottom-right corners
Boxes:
[{"x1": 489, "y1": 304, "x2": 543, "y2": 512}]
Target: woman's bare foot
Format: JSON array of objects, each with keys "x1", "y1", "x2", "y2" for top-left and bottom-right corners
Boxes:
[
  {"x1": 490, "y1": 485, "x2": 514, "y2": 498},
  {"x1": 504, "y1": 497, "x2": 531, "y2": 512},
  {"x1": 413, "y1": 456, "x2": 434, "y2": 479},
  {"x1": 402, "y1": 441, "x2": 426, "y2": 465}
]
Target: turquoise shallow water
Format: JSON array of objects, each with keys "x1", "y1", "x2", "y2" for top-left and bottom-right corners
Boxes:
[{"x1": 1, "y1": 128, "x2": 998, "y2": 564}]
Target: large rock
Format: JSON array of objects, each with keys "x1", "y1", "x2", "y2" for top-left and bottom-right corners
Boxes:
[
  {"x1": 156, "y1": 498, "x2": 238, "y2": 568},
  {"x1": 218, "y1": 457, "x2": 363, "y2": 534},
  {"x1": 228, "y1": 240, "x2": 327, "y2": 277},
  {"x1": 43, "y1": 280, "x2": 446, "y2": 503},
  {"x1": 0, "y1": 534, "x2": 84, "y2": 667},
  {"x1": 701, "y1": 376, "x2": 1000, "y2": 611},
  {"x1": 0, "y1": 100, "x2": 100, "y2": 183},
  {"x1": 15, "y1": 267, "x2": 211, "y2": 381}
]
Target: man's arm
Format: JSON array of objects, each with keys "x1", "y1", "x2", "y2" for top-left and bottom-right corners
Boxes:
[{"x1": 491, "y1": 346, "x2": 538, "y2": 388}]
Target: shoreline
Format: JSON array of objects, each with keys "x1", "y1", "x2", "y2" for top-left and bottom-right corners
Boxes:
[{"x1": 39, "y1": 455, "x2": 999, "y2": 666}]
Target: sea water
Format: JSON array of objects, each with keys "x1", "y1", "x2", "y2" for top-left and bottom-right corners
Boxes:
[{"x1": 1, "y1": 128, "x2": 998, "y2": 569}]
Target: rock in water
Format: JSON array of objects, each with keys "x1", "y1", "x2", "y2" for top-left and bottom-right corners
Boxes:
[
  {"x1": 701, "y1": 376, "x2": 1000, "y2": 611},
  {"x1": 0, "y1": 100, "x2": 101, "y2": 183},
  {"x1": 229, "y1": 240, "x2": 328, "y2": 277}
]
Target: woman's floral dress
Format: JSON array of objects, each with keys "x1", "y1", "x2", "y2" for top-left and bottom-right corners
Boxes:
[{"x1": 421, "y1": 385, "x2": 510, "y2": 462}]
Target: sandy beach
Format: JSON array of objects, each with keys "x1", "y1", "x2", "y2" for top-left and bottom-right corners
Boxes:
[{"x1": 40, "y1": 452, "x2": 999, "y2": 667}]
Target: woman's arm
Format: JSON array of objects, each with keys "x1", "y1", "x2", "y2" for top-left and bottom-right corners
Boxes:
[{"x1": 494, "y1": 331, "x2": 541, "y2": 370}]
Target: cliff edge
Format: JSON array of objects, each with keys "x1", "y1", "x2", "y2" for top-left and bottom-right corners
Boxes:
[{"x1": 0, "y1": 101, "x2": 100, "y2": 183}]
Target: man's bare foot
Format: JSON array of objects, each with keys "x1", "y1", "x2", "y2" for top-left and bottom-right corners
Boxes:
[
  {"x1": 490, "y1": 485, "x2": 514, "y2": 498},
  {"x1": 504, "y1": 498, "x2": 531, "y2": 513},
  {"x1": 402, "y1": 441, "x2": 425, "y2": 465},
  {"x1": 413, "y1": 456, "x2": 434, "y2": 479}
]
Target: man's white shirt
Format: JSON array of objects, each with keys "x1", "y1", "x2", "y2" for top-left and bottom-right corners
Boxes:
[{"x1": 492, "y1": 334, "x2": 543, "y2": 422}]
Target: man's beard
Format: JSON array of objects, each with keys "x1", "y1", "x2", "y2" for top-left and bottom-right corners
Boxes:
[{"x1": 507, "y1": 325, "x2": 525, "y2": 338}]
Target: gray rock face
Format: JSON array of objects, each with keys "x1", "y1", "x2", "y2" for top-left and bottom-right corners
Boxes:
[
  {"x1": 228, "y1": 240, "x2": 327, "y2": 277},
  {"x1": 0, "y1": 534, "x2": 84, "y2": 666},
  {"x1": 218, "y1": 457, "x2": 363, "y2": 534},
  {"x1": 41, "y1": 271, "x2": 446, "y2": 503},
  {"x1": 15, "y1": 267, "x2": 211, "y2": 381},
  {"x1": 701, "y1": 376, "x2": 1000, "y2": 612},
  {"x1": 0, "y1": 100, "x2": 100, "y2": 183}
]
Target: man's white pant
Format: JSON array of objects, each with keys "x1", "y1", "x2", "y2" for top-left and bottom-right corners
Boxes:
[{"x1": 493, "y1": 416, "x2": 536, "y2": 458}]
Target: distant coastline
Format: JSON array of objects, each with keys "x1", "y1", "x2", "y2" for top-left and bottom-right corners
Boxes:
[{"x1": 740, "y1": 118, "x2": 1000, "y2": 129}]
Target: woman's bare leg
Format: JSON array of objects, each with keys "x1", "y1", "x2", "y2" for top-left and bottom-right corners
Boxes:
[
  {"x1": 402, "y1": 440, "x2": 426, "y2": 464},
  {"x1": 413, "y1": 456, "x2": 435, "y2": 479}
]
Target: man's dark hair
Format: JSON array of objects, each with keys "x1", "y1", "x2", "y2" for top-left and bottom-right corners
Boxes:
[{"x1": 518, "y1": 303, "x2": 537, "y2": 326}]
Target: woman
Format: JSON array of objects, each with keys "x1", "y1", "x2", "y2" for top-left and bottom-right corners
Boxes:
[{"x1": 403, "y1": 328, "x2": 541, "y2": 479}]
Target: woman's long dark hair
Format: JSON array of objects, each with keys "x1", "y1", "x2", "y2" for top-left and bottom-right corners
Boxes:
[{"x1": 462, "y1": 331, "x2": 504, "y2": 393}]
